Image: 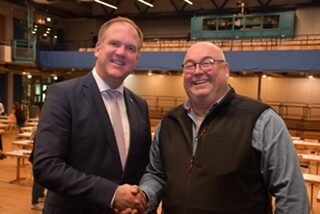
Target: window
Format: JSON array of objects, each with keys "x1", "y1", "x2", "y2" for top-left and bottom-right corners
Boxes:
[
  {"x1": 218, "y1": 18, "x2": 233, "y2": 30},
  {"x1": 263, "y1": 15, "x2": 279, "y2": 29},
  {"x1": 246, "y1": 16, "x2": 262, "y2": 30},
  {"x1": 234, "y1": 17, "x2": 245, "y2": 30},
  {"x1": 203, "y1": 18, "x2": 217, "y2": 31}
]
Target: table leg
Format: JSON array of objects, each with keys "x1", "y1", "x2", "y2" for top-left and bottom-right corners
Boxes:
[
  {"x1": 9, "y1": 157, "x2": 26, "y2": 184},
  {"x1": 310, "y1": 183, "x2": 314, "y2": 213}
]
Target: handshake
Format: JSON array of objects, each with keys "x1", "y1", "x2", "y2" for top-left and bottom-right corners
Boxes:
[{"x1": 113, "y1": 184, "x2": 150, "y2": 214}]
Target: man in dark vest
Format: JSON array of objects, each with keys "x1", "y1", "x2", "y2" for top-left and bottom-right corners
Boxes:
[{"x1": 137, "y1": 42, "x2": 309, "y2": 214}]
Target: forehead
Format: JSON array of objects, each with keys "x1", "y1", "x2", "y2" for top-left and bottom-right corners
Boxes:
[
  {"x1": 104, "y1": 22, "x2": 139, "y2": 45},
  {"x1": 184, "y1": 43, "x2": 220, "y2": 62}
]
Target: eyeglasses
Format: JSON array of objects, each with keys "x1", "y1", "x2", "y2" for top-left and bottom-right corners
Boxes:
[{"x1": 181, "y1": 58, "x2": 225, "y2": 74}]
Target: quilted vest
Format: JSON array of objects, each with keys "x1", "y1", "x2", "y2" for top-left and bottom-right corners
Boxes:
[{"x1": 159, "y1": 88, "x2": 272, "y2": 214}]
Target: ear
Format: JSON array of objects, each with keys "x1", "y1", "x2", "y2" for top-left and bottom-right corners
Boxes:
[
  {"x1": 94, "y1": 44, "x2": 100, "y2": 58},
  {"x1": 224, "y1": 63, "x2": 230, "y2": 78}
]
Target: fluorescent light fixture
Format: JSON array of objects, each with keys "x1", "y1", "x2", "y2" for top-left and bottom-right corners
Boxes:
[
  {"x1": 184, "y1": 0, "x2": 193, "y2": 5},
  {"x1": 94, "y1": 0, "x2": 118, "y2": 10},
  {"x1": 137, "y1": 0, "x2": 154, "y2": 7}
]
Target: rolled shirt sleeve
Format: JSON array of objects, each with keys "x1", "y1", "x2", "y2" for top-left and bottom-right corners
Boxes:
[
  {"x1": 139, "y1": 123, "x2": 166, "y2": 212},
  {"x1": 252, "y1": 109, "x2": 310, "y2": 214}
]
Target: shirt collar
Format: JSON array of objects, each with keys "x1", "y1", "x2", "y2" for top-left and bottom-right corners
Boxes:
[{"x1": 92, "y1": 67, "x2": 124, "y2": 95}]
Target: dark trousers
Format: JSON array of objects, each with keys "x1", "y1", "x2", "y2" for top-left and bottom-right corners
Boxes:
[
  {"x1": 0, "y1": 134, "x2": 2, "y2": 150},
  {"x1": 32, "y1": 181, "x2": 45, "y2": 205},
  {"x1": 0, "y1": 134, "x2": 5, "y2": 159}
]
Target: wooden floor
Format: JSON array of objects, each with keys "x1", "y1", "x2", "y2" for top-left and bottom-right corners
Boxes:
[
  {"x1": 0, "y1": 130, "x2": 319, "y2": 214},
  {"x1": 0, "y1": 130, "x2": 41, "y2": 214}
]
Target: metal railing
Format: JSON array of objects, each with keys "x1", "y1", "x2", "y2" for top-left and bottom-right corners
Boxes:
[
  {"x1": 141, "y1": 34, "x2": 320, "y2": 52},
  {"x1": 144, "y1": 95, "x2": 320, "y2": 122},
  {"x1": 12, "y1": 40, "x2": 36, "y2": 64},
  {"x1": 267, "y1": 101, "x2": 320, "y2": 121}
]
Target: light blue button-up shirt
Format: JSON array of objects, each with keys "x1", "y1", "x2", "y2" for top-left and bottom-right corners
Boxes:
[{"x1": 140, "y1": 101, "x2": 310, "y2": 214}]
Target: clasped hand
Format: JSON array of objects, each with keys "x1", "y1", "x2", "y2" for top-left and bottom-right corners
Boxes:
[{"x1": 113, "y1": 184, "x2": 148, "y2": 214}]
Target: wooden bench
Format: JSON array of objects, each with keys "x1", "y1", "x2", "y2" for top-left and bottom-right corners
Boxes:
[{"x1": 303, "y1": 173, "x2": 320, "y2": 209}]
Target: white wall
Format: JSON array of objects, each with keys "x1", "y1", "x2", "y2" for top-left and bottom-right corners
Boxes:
[
  {"x1": 295, "y1": 7, "x2": 320, "y2": 35},
  {"x1": 124, "y1": 73, "x2": 186, "y2": 98},
  {"x1": 125, "y1": 73, "x2": 320, "y2": 105},
  {"x1": 229, "y1": 76, "x2": 259, "y2": 99},
  {"x1": 261, "y1": 76, "x2": 320, "y2": 104}
]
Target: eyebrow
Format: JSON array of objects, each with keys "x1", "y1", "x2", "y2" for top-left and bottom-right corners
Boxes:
[{"x1": 184, "y1": 56, "x2": 214, "y2": 63}]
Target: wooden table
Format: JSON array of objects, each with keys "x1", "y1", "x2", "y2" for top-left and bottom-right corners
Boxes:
[
  {"x1": 12, "y1": 140, "x2": 34, "y2": 149},
  {"x1": 293, "y1": 140, "x2": 320, "y2": 152},
  {"x1": 0, "y1": 118, "x2": 15, "y2": 124},
  {"x1": 17, "y1": 132, "x2": 34, "y2": 140},
  {"x1": 291, "y1": 136, "x2": 301, "y2": 140},
  {"x1": 0, "y1": 115, "x2": 9, "y2": 119},
  {"x1": 2, "y1": 150, "x2": 31, "y2": 184},
  {"x1": 298, "y1": 154, "x2": 320, "y2": 174},
  {"x1": 20, "y1": 126, "x2": 36, "y2": 133},
  {"x1": 0, "y1": 123, "x2": 8, "y2": 129},
  {"x1": 27, "y1": 118, "x2": 39, "y2": 122},
  {"x1": 24, "y1": 122, "x2": 38, "y2": 127},
  {"x1": 303, "y1": 173, "x2": 320, "y2": 210}
]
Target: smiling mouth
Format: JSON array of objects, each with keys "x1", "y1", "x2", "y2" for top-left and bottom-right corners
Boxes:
[
  {"x1": 111, "y1": 59, "x2": 125, "y2": 66},
  {"x1": 193, "y1": 79, "x2": 208, "y2": 85}
]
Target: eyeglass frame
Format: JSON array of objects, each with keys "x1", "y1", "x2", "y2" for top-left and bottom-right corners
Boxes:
[{"x1": 181, "y1": 58, "x2": 226, "y2": 73}]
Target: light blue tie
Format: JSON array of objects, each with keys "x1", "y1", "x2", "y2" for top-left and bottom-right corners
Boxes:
[{"x1": 107, "y1": 90, "x2": 127, "y2": 169}]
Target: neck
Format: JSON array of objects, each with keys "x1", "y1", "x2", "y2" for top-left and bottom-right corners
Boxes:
[{"x1": 192, "y1": 100, "x2": 211, "y2": 117}]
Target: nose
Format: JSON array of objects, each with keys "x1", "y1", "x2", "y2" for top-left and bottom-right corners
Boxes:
[
  {"x1": 115, "y1": 45, "x2": 126, "y2": 55},
  {"x1": 193, "y1": 63, "x2": 203, "y2": 74}
]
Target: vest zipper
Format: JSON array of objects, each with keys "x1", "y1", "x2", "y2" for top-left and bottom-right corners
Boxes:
[{"x1": 184, "y1": 157, "x2": 194, "y2": 214}]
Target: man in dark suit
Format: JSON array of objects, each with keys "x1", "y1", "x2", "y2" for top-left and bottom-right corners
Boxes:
[{"x1": 33, "y1": 17, "x2": 151, "y2": 214}]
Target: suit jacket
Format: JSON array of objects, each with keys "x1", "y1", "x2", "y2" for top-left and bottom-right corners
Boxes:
[{"x1": 33, "y1": 72, "x2": 152, "y2": 214}]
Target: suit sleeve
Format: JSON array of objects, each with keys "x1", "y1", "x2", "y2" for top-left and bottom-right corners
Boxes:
[{"x1": 33, "y1": 83, "x2": 118, "y2": 208}]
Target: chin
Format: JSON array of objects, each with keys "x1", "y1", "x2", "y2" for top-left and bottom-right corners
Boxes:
[{"x1": 108, "y1": 67, "x2": 126, "y2": 76}]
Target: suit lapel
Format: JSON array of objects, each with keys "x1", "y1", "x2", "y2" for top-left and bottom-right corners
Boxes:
[
  {"x1": 123, "y1": 89, "x2": 139, "y2": 159},
  {"x1": 81, "y1": 73, "x2": 122, "y2": 168}
]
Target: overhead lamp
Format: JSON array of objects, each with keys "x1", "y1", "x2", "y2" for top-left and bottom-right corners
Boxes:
[
  {"x1": 137, "y1": 0, "x2": 154, "y2": 7},
  {"x1": 94, "y1": 0, "x2": 118, "y2": 10},
  {"x1": 184, "y1": 0, "x2": 193, "y2": 5}
]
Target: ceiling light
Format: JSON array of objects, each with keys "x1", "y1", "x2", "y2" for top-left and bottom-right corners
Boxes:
[
  {"x1": 94, "y1": 0, "x2": 117, "y2": 10},
  {"x1": 137, "y1": 0, "x2": 154, "y2": 7},
  {"x1": 184, "y1": 0, "x2": 193, "y2": 5}
]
